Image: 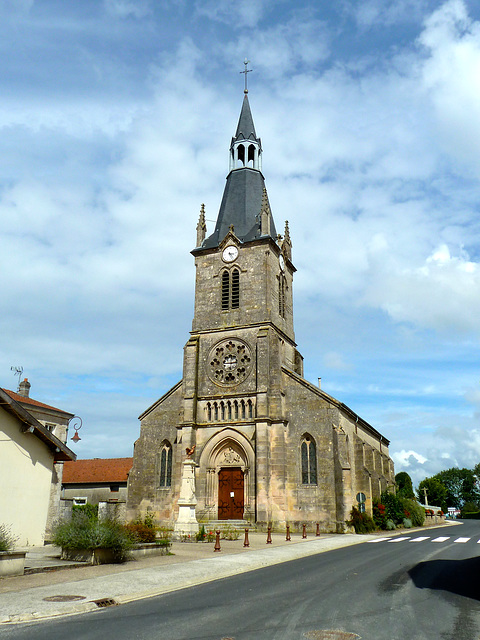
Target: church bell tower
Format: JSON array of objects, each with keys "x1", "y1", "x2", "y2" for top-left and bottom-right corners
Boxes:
[
  {"x1": 126, "y1": 72, "x2": 395, "y2": 532},
  {"x1": 180, "y1": 85, "x2": 303, "y2": 523}
]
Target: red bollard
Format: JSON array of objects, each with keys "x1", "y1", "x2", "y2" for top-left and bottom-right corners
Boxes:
[
  {"x1": 316, "y1": 522, "x2": 320, "y2": 536},
  {"x1": 266, "y1": 526, "x2": 272, "y2": 544},
  {"x1": 214, "y1": 530, "x2": 221, "y2": 552},
  {"x1": 302, "y1": 523, "x2": 307, "y2": 539},
  {"x1": 286, "y1": 525, "x2": 291, "y2": 541},
  {"x1": 244, "y1": 528, "x2": 250, "y2": 547}
]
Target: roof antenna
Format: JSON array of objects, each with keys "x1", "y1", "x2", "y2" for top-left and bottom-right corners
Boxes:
[
  {"x1": 10, "y1": 366, "x2": 23, "y2": 392},
  {"x1": 240, "y1": 58, "x2": 252, "y2": 94}
]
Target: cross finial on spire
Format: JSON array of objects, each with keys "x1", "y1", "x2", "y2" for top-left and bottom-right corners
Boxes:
[{"x1": 240, "y1": 59, "x2": 252, "y2": 94}]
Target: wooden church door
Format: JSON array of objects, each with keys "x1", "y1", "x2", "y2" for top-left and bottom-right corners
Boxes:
[{"x1": 218, "y1": 468, "x2": 244, "y2": 519}]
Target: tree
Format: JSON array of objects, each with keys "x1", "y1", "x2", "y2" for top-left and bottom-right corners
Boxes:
[
  {"x1": 433, "y1": 468, "x2": 480, "y2": 508},
  {"x1": 395, "y1": 472, "x2": 415, "y2": 499},
  {"x1": 417, "y1": 477, "x2": 448, "y2": 512},
  {"x1": 473, "y1": 462, "x2": 480, "y2": 482}
]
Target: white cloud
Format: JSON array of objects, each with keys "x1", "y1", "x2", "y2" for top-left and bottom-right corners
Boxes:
[
  {"x1": 393, "y1": 449, "x2": 428, "y2": 467},
  {"x1": 194, "y1": 0, "x2": 272, "y2": 28},
  {"x1": 363, "y1": 244, "x2": 480, "y2": 334},
  {"x1": 222, "y1": 14, "x2": 331, "y2": 79},
  {"x1": 352, "y1": 0, "x2": 431, "y2": 27},
  {"x1": 104, "y1": 0, "x2": 152, "y2": 19},
  {"x1": 1, "y1": 0, "x2": 480, "y2": 474},
  {"x1": 419, "y1": 0, "x2": 480, "y2": 168}
]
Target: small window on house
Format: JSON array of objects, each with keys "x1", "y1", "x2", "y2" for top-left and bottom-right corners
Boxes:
[
  {"x1": 73, "y1": 497, "x2": 87, "y2": 506},
  {"x1": 45, "y1": 423, "x2": 56, "y2": 432},
  {"x1": 159, "y1": 442, "x2": 173, "y2": 487},
  {"x1": 110, "y1": 485, "x2": 119, "y2": 492},
  {"x1": 301, "y1": 436, "x2": 317, "y2": 485}
]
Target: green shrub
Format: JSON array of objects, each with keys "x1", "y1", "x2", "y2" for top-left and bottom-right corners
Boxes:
[
  {"x1": 372, "y1": 500, "x2": 387, "y2": 529},
  {"x1": 403, "y1": 518, "x2": 412, "y2": 528},
  {"x1": 461, "y1": 501, "x2": 479, "y2": 515},
  {"x1": 347, "y1": 507, "x2": 376, "y2": 534},
  {"x1": 72, "y1": 503, "x2": 98, "y2": 521},
  {"x1": 124, "y1": 522, "x2": 157, "y2": 543},
  {"x1": 380, "y1": 491, "x2": 405, "y2": 524},
  {"x1": 0, "y1": 524, "x2": 18, "y2": 551},
  {"x1": 401, "y1": 499, "x2": 425, "y2": 527},
  {"x1": 461, "y1": 511, "x2": 480, "y2": 519},
  {"x1": 125, "y1": 511, "x2": 159, "y2": 543},
  {"x1": 386, "y1": 519, "x2": 396, "y2": 530},
  {"x1": 196, "y1": 525, "x2": 206, "y2": 542},
  {"x1": 52, "y1": 513, "x2": 132, "y2": 560}
]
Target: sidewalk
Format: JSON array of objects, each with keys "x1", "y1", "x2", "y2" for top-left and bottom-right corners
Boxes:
[{"x1": 0, "y1": 532, "x2": 373, "y2": 624}]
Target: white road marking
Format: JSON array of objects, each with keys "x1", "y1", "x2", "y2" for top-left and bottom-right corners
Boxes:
[
  {"x1": 409, "y1": 537, "x2": 430, "y2": 542},
  {"x1": 431, "y1": 536, "x2": 450, "y2": 542},
  {"x1": 454, "y1": 537, "x2": 470, "y2": 543},
  {"x1": 368, "y1": 537, "x2": 392, "y2": 543},
  {"x1": 388, "y1": 537, "x2": 411, "y2": 542}
]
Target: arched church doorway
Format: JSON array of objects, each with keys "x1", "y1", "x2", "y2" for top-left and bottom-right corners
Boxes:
[
  {"x1": 218, "y1": 467, "x2": 244, "y2": 519},
  {"x1": 199, "y1": 429, "x2": 255, "y2": 522}
]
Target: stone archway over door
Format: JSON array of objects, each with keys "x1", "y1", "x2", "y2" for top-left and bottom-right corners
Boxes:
[{"x1": 218, "y1": 468, "x2": 244, "y2": 519}]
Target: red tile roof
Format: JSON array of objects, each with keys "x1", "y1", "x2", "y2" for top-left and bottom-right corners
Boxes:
[
  {"x1": 2, "y1": 388, "x2": 71, "y2": 415},
  {"x1": 63, "y1": 458, "x2": 133, "y2": 484}
]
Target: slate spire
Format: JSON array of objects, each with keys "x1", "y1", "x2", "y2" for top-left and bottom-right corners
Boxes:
[{"x1": 198, "y1": 93, "x2": 276, "y2": 250}]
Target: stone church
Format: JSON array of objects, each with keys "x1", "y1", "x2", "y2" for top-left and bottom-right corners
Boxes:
[{"x1": 127, "y1": 89, "x2": 395, "y2": 533}]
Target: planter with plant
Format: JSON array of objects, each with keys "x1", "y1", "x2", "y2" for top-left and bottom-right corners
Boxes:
[
  {"x1": 52, "y1": 512, "x2": 133, "y2": 564},
  {"x1": 0, "y1": 524, "x2": 25, "y2": 577}
]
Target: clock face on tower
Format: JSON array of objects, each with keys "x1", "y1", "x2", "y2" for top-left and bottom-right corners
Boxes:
[
  {"x1": 222, "y1": 245, "x2": 239, "y2": 262},
  {"x1": 207, "y1": 338, "x2": 253, "y2": 386}
]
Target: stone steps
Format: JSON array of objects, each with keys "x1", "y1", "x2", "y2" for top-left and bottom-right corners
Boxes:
[{"x1": 201, "y1": 520, "x2": 256, "y2": 531}]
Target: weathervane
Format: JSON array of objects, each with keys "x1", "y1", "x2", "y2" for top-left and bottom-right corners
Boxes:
[
  {"x1": 240, "y1": 58, "x2": 252, "y2": 94},
  {"x1": 10, "y1": 366, "x2": 23, "y2": 392}
]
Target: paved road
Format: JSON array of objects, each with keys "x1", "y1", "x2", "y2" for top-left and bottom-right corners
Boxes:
[{"x1": 4, "y1": 521, "x2": 480, "y2": 640}]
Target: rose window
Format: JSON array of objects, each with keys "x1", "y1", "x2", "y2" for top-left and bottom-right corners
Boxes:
[{"x1": 207, "y1": 339, "x2": 252, "y2": 386}]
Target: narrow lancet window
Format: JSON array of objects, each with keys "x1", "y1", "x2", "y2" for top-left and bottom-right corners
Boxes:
[
  {"x1": 160, "y1": 442, "x2": 173, "y2": 487},
  {"x1": 301, "y1": 436, "x2": 317, "y2": 485}
]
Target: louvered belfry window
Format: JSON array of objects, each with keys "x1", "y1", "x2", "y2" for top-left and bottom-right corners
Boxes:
[
  {"x1": 222, "y1": 269, "x2": 240, "y2": 310},
  {"x1": 278, "y1": 275, "x2": 286, "y2": 317},
  {"x1": 231, "y1": 269, "x2": 239, "y2": 308}
]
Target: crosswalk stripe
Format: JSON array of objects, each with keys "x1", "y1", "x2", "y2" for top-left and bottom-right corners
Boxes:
[
  {"x1": 409, "y1": 537, "x2": 430, "y2": 542},
  {"x1": 388, "y1": 536, "x2": 411, "y2": 542},
  {"x1": 368, "y1": 537, "x2": 392, "y2": 543},
  {"x1": 369, "y1": 535, "x2": 479, "y2": 545}
]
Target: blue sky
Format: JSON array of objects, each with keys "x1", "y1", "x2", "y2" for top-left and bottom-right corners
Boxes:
[{"x1": 2, "y1": 0, "x2": 480, "y2": 487}]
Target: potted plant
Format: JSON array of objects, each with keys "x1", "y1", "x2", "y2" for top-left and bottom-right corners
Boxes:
[
  {"x1": 52, "y1": 512, "x2": 133, "y2": 565},
  {"x1": 0, "y1": 524, "x2": 25, "y2": 577}
]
